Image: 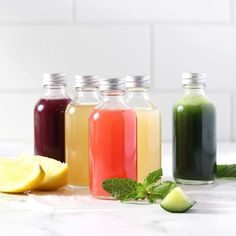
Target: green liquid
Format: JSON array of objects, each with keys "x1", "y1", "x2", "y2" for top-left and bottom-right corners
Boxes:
[{"x1": 173, "y1": 95, "x2": 216, "y2": 183}]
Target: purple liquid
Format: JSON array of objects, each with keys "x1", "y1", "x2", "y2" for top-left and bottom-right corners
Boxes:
[{"x1": 34, "y1": 98, "x2": 70, "y2": 162}]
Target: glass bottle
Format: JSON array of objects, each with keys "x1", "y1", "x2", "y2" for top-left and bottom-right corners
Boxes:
[
  {"x1": 65, "y1": 75, "x2": 100, "y2": 187},
  {"x1": 89, "y1": 78, "x2": 137, "y2": 198},
  {"x1": 173, "y1": 73, "x2": 216, "y2": 185},
  {"x1": 126, "y1": 75, "x2": 161, "y2": 182},
  {"x1": 34, "y1": 73, "x2": 71, "y2": 162}
]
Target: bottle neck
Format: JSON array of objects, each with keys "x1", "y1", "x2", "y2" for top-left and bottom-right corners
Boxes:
[
  {"x1": 127, "y1": 88, "x2": 150, "y2": 99},
  {"x1": 101, "y1": 90, "x2": 126, "y2": 99},
  {"x1": 74, "y1": 88, "x2": 100, "y2": 104},
  {"x1": 99, "y1": 90, "x2": 129, "y2": 109},
  {"x1": 126, "y1": 88, "x2": 156, "y2": 109},
  {"x1": 183, "y1": 84, "x2": 206, "y2": 97},
  {"x1": 43, "y1": 85, "x2": 68, "y2": 99}
]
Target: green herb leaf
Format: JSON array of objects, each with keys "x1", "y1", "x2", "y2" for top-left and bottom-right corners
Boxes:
[
  {"x1": 148, "y1": 181, "x2": 177, "y2": 203},
  {"x1": 143, "y1": 169, "x2": 163, "y2": 188},
  {"x1": 102, "y1": 178, "x2": 145, "y2": 201},
  {"x1": 102, "y1": 168, "x2": 177, "y2": 204},
  {"x1": 134, "y1": 183, "x2": 147, "y2": 200},
  {"x1": 102, "y1": 168, "x2": 195, "y2": 213},
  {"x1": 216, "y1": 164, "x2": 236, "y2": 178}
]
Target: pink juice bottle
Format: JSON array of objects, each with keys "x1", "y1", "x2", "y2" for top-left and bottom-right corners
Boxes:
[
  {"x1": 89, "y1": 78, "x2": 137, "y2": 198},
  {"x1": 34, "y1": 73, "x2": 71, "y2": 162}
]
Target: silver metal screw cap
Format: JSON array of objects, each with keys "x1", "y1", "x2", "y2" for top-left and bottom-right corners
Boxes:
[
  {"x1": 126, "y1": 75, "x2": 151, "y2": 88},
  {"x1": 100, "y1": 78, "x2": 126, "y2": 91},
  {"x1": 182, "y1": 72, "x2": 207, "y2": 86},
  {"x1": 43, "y1": 73, "x2": 67, "y2": 86},
  {"x1": 75, "y1": 75, "x2": 99, "y2": 88}
]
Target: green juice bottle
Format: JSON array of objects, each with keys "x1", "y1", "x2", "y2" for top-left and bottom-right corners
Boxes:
[{"x1": 173, "y1": 73, "x2": 216, "y2": 185}]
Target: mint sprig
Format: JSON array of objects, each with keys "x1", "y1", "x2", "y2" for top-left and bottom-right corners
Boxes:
[
  {"x1": 148, "y1": 181, "x2": 176, "y2": 203},
  {"x1": 143, "y1": 169, "x2": 162, "y2": 188},
  {"x1": 216, "y1": 164, "x2": 236, "y2": 178},
  {"x1": 102, "y1": 168, "x2": 176, "y2": 203},
  {"x1": 101, "y1": 178, "x2": 144, "y2": 201}
]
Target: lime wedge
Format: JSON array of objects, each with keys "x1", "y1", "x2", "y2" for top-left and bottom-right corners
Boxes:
[{"x1": 161, "y1": 187, "x2": 195, "y2": 213}]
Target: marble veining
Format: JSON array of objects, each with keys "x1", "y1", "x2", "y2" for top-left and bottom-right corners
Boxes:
[{"x1": 0, "y1": 143, "x2": 235, "y2": 236}]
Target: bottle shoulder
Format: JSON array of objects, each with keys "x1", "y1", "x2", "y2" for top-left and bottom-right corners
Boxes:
[
  {"x1": 70, "y1": 93, "x2": 101, "y2": 105},
  {"x1": 126, "y1": 94, "x2": 160, "y2": 111},
  {"x1": 95, "y1": 97, "x2": 131, "y2": 110},
  {"x1": 173, "y1": 95, "x2": 215, "y2": 114},
  {"x1": 36, "y1": 97, "x2": 71, "y2": 105},
  {"x1": 34, "y1": 98, "x2": 70, "y2": 112},
  {"x1": 43, "y1": 93, "x2": 71, "y2": 100},
  {"x1": 69, "y1": 99, "x2": 100, "y2": 106},
  {"x1": 174, "y1": 94, "x2": 214, "y2": 108},
  {"x1": 90, "y1": 108, "x2": 136, "y2": 121},
  {"x1": 65, "y1": 103, "x2": 96, "y2": 115}
]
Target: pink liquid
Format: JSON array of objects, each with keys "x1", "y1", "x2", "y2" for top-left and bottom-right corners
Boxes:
[
  {"x1": 34, "y1": 98, "x2": 70, "y2": 162},
  {"x1": 89, "y1": 109, "x2": 137, "y2": 197}
]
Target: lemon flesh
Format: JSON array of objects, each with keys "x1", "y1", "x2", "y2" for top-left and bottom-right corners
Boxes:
[
  {"x1": 0, "y1": 158, "x2": 45, "y2": 193},
  {"x1": 18, "y1": 155, "x2": 68, "y2": 191}
]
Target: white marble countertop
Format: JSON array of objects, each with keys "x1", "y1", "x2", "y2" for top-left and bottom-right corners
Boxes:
[{"x1": 0, "y1": 142, "x2": 236, "y2": 236}]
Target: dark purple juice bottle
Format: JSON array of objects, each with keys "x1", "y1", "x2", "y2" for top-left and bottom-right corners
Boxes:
[{"x1": 34, "y1": 73, "x2": 71, "y2": 162}]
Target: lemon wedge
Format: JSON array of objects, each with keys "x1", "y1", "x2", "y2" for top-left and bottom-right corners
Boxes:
[
  {"x1": 18, "y1": 155, "x2": 68, "y2": 191},
  {"x1": 0, "y1": 158, "x2": 45, "y2": 193}
]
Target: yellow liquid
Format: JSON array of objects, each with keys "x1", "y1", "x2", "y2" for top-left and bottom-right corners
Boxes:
[
  {"x1": 65, "y1": 104, "x2": 96, "y2": 187},
  {"x1": 135, "y1": 109, "x2": 161, "y2": 182}
]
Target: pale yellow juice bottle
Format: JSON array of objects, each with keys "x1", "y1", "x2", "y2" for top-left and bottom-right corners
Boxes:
[
  {"x1": 126, "y1": 76, "x2": 161, "y2": 182},
  {"x1": 65, "y1": 75, "x2": 100, "y2": 187},
  {"x1": 135, "y1": 109, "x2": 161, "y2": 182}
]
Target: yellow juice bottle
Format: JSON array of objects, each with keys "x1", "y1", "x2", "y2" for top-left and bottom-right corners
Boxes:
[
  {"x1": 135, "y1": 109, "x2": 161, "y2": 182},
  {"x1": 126, "y1": 75, "x2": 161, "y2": 182},
  {"x1": 65, "y1": 75, "x2": 100, "y2": 187}
]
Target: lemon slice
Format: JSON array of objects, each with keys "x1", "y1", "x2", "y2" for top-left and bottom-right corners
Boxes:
[
  {"x1": 18, "y1": 155, "x2": 68, "y2": 191},
  {"x1": 0, "y1": 158, "x2": 45, "y2": 193}
]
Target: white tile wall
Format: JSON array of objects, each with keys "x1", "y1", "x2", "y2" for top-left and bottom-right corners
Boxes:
[
  {"x1": 0, "y1": 0, "x2": 73, "y2": 23},
  {"x1": 154, "y1": 25, "x2": 236, "y2": 90},
  {"x1": 0, "y1": 91, "x2": 41, "y2": 142},
  {"x1": 0, "y1": 0, "x2": 235, "y2": 142},
  {"x1": 75, "y1": 0, "x2": 230, "y2": 23},
  {"x1": 0, "y1": 25, "x2": 150, "y2": 90}
]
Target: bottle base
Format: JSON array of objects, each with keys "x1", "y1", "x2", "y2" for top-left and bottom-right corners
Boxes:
[
  {"x1": 68, "y1": 185, "x2": 88, "y2": 189},
  {"x1": 175, "y1": 177, "x2": 214, "y2": 185},
  {"x1": 93, "y1": 195, "x2": 115, "y2": 200},
  {"x1": 90, "y1": 191, "x2": 114, "y2": 200}
]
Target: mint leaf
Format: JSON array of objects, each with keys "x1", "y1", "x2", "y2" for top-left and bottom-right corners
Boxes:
[
  {"x1": 102, "y1": 178, "x2": 146, "y2": 201},
  {"x1": 102, "y1": 169, "x2": 176, "y2": 204},
  {"x1": 134, "y1": 183, "x2": 147, "y2": 200},
  {"x1": 216, "y1": 164, "x2": 236, "y2": 178},
  {"x1": 148, "y1": 181, "x2": 176, "y2": 203},
  {"x1": 143, "y1": 169, "x2": 162, "y2": 188}
]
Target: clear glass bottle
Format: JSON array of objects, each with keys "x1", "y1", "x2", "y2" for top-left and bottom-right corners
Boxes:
[
  {"x1": 65, "y1": 75, "x2": 100, "y2": 187},
  {"x1": 89, "y1": 78, "x2": 137, "y2": 198},
  {"x1": 173, "y1": 73, "x2": 216, "y2": 185},
  {"x1": 126, "y1": 75, "x2": 161, "y2": 182},
  {"x1": 34, "y1": 73, "x2": 71, "y2": 162}
]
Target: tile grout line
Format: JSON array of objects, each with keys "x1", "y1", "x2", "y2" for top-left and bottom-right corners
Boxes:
[
  {"x1": 0, "y1": 21, "x2": 234, "y2": 27},
  {"x1": 150, "y1": 24, "x2": 154, "y2": 85},
  {"x1": 151, "y1": 89, "x2": 236, "y2": 93},
  {"x1": 231, "y1": 92, "x2": 235, "y2": 141},
  {"x1": 0, "y1": 89, "x2": 42, "y2": 93},
  {"x1": 72, "y1": 0, "x2": 77, "y2": 23},
  {"x1": 230, "y1": 0, "x2": 235, "y2": 23},
  {"x1": 0, "y1": 89, "x2": 234, "y2": 93}
]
